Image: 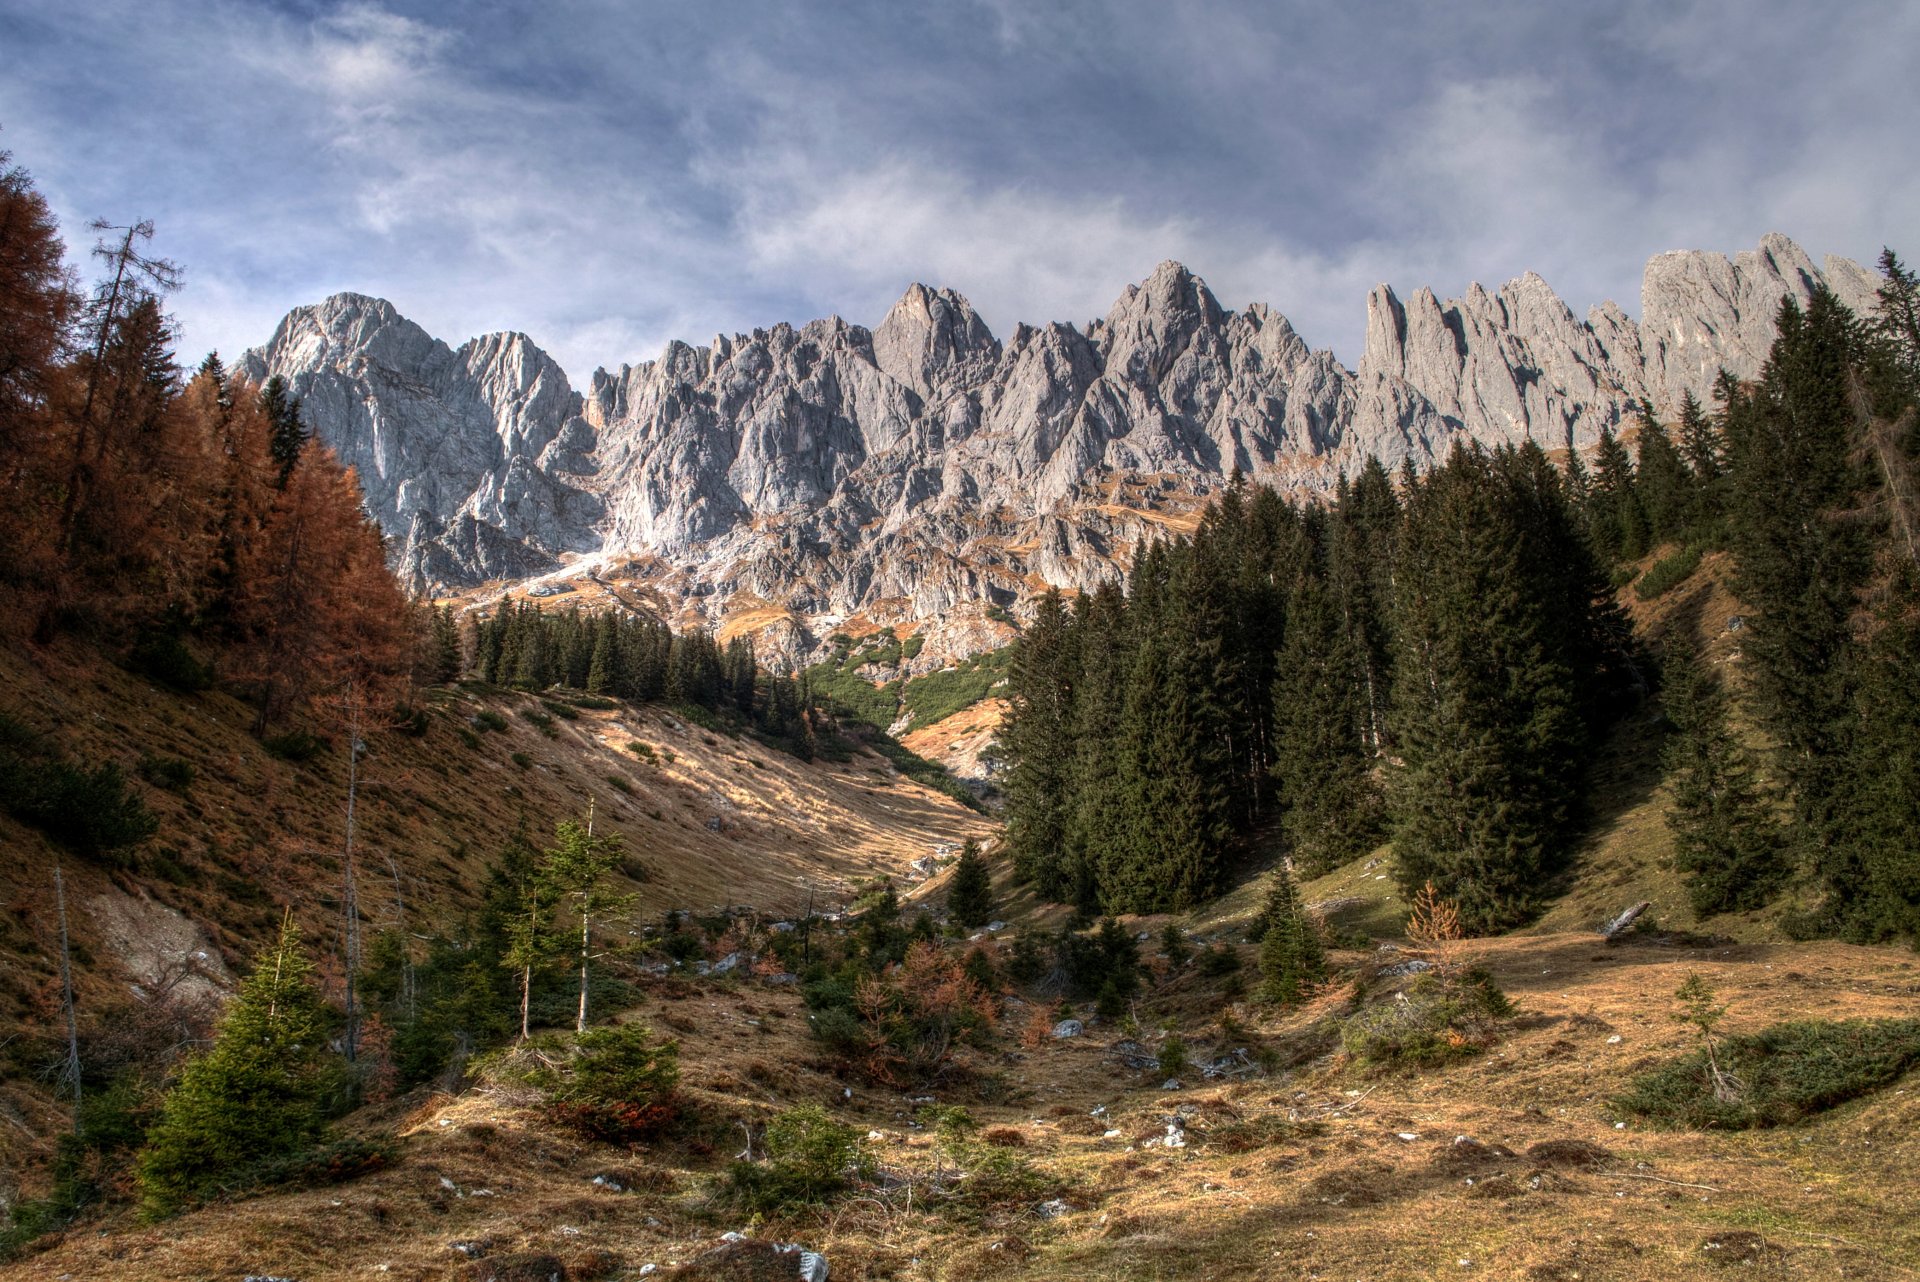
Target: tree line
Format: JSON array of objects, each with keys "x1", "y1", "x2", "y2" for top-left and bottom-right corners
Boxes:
[
  {"x1": 1001, "y1": 254, "x2": 1920, "y2": 942},
  {"x1": 1000, "y1": 445, "x2": 1636, "y2": 931}
]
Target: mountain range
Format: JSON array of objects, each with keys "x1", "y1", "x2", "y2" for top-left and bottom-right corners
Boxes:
[{"x1": 238, "y1": 233, "x2": 1884, "y2": 667}]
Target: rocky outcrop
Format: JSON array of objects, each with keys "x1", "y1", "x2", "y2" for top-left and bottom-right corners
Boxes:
[
  {"x1": 237, "y1": 293, "x2": 604, "y2": 585},
  {"x1": 241, "y1": 236, "x2": 1883, "y2": 663}
]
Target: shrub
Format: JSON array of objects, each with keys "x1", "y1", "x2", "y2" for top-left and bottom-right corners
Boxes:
[
  {"x1": 607, "y1": 774, "x2": 633, "y2": 795},
  {"x1": 1158, "y1": 1030, "x2": 1192, "y2": 1080},
  {"x1": 0, "y1": 739, "x2": 157, "y2": 857},
  {"x1": 1339, "y1": 968, "x2": 1512, "y2": 1069},
  {"x1": 728, "y1": 1104, "x2": 866, "y2": 1211},
  {"x1": 262, "y1": 731, "x2": 327, "y2": 762},
  {"x1": 543, "y1": 1023, "x2": 681, "y2": 1144},
  {"x1": 510, "y1": 752, "x2": 532, "y2": 769},
  {"x1": 126, "y1": 629, "x2": 214, "y2": 692},
  {"x1": 628, "y1": 741, "x2": 656, "y2": 762},
  {"x1": 540, "y1": 699, "x2": 581, "y2": 721},
  {"x1": 1198, "y1": 943, "x2": 1242, "y2": 977},
  {"x1": 137, "y1": 755, "x2": 195, "y2": 794},
  {"x1": 472, "y1": 710, "x2": 508, "y2": 733},
  {"x1": 521, "y1": 708, "x2": 557, "y2": 737},
  {"x1": 1618, "y1": 1018, "x2": 1920, "y2": 1129},
  {"x1": 1635, "y1": 543, "x2": 1704, "y2": 601}
]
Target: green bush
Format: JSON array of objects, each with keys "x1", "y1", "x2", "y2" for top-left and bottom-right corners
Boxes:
[
  {"x1": 521, "y1": 708, "x2": 557, "y2": 737},
  {"x1": 262, "y1": 731, "x2": 327, "y2": 762},
  {"x1": 900, "y1": 647, "x2": 1012, "y2": 727},
  {"x1": 544, "y1": 1023, "x2": 681, "y2": 1144},
  {"x1": 510, "y1": 752, "x2": 532, "y2": 769},
  {"x1": 137, "y1": 755, "x2": 196, "y2": 794},
  {"x1": 472, "y1": 710, "x2": 508, "y2": 733},
  {"x1": 126, "y1": 629, "x2": 214, "y2": 692},
  {"x1": 1339, "y1": 969, "x2": 1512, "y2": 1069},
  {"x1": 627, "y1": 741, "x2": 656, "y2": 762},
  {"x1": 0, "y1": 746, "x2": 157, "y2": 858},
  {"x1": 727, "y1": 1104, "x2": 866, "y2": 1211},
  {"x1": 1617, "y1": 1019, "x2": 1920, "y2": 1129},
  {"x1": 1197, "y1": 943, "x2": 1242, "y2": 977},
  {"x1": 1635, "y1": 544, "x2": 1705, "y2": 601},
  {"x1": 540, "y1": 699, "x2": 581, "y2": 721}
]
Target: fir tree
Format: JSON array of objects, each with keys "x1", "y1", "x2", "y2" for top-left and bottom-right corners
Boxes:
[
  {"x1": 1660, "y1": 642, "x2": 1785, "y2": 915},
  {"x1": 136, "y1": 916, "x2": 341, "y2": 1218},
  {"x1": 947, "y1": 839, "x2": 993, "y2": 928},
  {"x1": 261, "y1": 375, "x2": 307, "y2": 489},
  {"x1": 1257, "y1": 867, "x2": 1325, "y2": 1006},
  {"x1": 1633, "y1": 405, "x2": 1695, "y2": 544},
  {"x1": 1272, "y1": 571, "x2": 1381, "y2": 874},
  {"x1": 1001, "y1": 591, "x2": 1080, "y2": 897}
]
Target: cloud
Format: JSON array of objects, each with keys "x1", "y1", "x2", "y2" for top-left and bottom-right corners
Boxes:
[{"x1": 0, "y1": 0, "x2": 1910, "y2": 388}]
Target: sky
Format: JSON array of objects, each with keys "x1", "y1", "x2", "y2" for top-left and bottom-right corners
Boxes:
[{"x1": 1, "y1": 0, "x2": 1913, "y2": 385}]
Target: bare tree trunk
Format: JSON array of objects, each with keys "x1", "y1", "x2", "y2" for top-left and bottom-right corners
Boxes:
[
  {"x1": 577, "y1": 801, "x2": 595, "y2": 1034},
  {"x1": 54, "y1": 862, "x2": 81, "y2": 1119},
  {"x1": 341, "y1": 692, "x2": 362, "y2": 1062}
]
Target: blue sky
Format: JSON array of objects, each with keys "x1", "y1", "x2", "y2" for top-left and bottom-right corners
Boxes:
[{"x1": 2, "y1": 0, "x2": 1913, "y2": 384}]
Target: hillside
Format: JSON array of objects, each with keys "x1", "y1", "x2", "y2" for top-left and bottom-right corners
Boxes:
[
  {"x1": 7, "y1": 906, "x2": 1916, "y2": 1279},
  {"x1": 0, "y1": 640, "x2": 992, "y2": 1188}
]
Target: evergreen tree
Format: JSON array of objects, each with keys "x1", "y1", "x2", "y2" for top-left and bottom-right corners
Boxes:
[
  {"x1": 543, "y1": 812, "x2": 636, "y2": 1032},
  {"x1": 1272, "y1": 571, "x2": 1381, "y2": 874},
  {"x1": 1675, "y1": 390, "x2": 1724, "y2": 528},
  {"x1": 1723, "y1": 292, "x2": 1872, "y2": 835},
  {"x1": 1660, "y1": 642, "x2": 1785, "y2": 915},
  {"x1": 1388, "y1": 446, "x2": 1590, "y2": 932},
  {"x1": 1586, "y1": 423, "x2": 1649, "y2": 563},
  {"x1": 1257, "y1": 867, "x2": 1325, "y2": 1006},
  {"x1": 1633, "y1": 405, "x2": 1695, "y2": 544},
  {"x1": 947, "y1": 839, "x2": 993, "y2": 928},
  {"x1": 1001, "y1": 591, "x2": 1081, "y2": 898},
  {"x1": 136, "y1": 916, "x2": 341, "y2": 1218},
  {"x1": 261, "y1": 376, "x2": 307, "y2": 489}
]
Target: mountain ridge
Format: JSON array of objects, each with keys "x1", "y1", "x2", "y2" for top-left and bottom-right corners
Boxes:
[{"x1": 239, "y1": 234, "x2": 1884, "y2": 668}]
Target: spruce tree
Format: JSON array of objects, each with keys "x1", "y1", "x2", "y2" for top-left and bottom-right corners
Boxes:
[
  {"x1": 1257, "y1": 867, "x2": 1325, "y2": 1006},
  {"x1": 1388, "y1": 446, "x2": 1588, "y2": 932},
  {"x1": 137, "y1": 916, "x2": 341, "y2": 1218},
  {"x1": 1001, "y1": 591, "x2": 1081, "y2": 898},
  {"x1": 947, "y1": 839, "x2": 993, "y2": 928},
  {"x1": 1586, "y1": 423, "x2": 1649, "y2": 563},
  {"x1": 1272, "y1": 571, "x2": 1381, "y2": 874},
  {"x1": 1633, "y1": 406, "x2": 1695, "y2": 545},
  {"x1": 1660, "y1": 642, "x2": 1785, "y2": 915},
  {"x1": 261, "y1": 375, "x2": 307, "y2": 489}
]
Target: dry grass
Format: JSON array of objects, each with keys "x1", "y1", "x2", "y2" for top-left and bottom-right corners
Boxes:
[{"x1": 8, "y1": 929, "x2": 1918, "y2": 1281}]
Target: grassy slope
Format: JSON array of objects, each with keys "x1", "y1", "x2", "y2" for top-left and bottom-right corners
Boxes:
[{"x1": 0, "y1": 638, "x2": 990, "y2": 1184}]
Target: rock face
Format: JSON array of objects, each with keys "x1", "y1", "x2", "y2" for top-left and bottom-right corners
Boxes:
[{"x1": 240, "y1": 236, "x2": 1881, "y2": 664}]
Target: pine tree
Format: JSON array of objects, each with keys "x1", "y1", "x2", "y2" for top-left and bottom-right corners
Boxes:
[
  {"x1": 1633, "y1": 405, "x2": 1695, "y2": 545},
  {"x1": 1001, "y1": 590, "x2": 1081, "y2": 898},
  {"x1": 1272, "y1": 570, "x2": 1381, "y2": 874},
  {"x1": 1660, "y1": 642, "x2": 1785, "y2": 915},
  {"x1": 1388, "y1": 446, "x2": 1590, "y2": 932},
  {"x1": 543, "y1": 810, "x2": 636, "y2": 1032},
  {"x1": 947, "y1": 839, "x2": 993, "y2": 928},
  {"x1": 1257, "y1": 867, "x2": 1325, "y2": 1006},
  {"x1": 261, "y1": 375, "x2": 307, "y2": 489},
  {"x1": 136, "y1": 915, "x2": 341, "y2": 1218}
]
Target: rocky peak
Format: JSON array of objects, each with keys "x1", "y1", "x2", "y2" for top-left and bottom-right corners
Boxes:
[
  {"x1": 871, "y1": 283, "x2": 1000, "y2": 403},
  {"x1": 250, "y1": 236, "x2": 1885, "y2": 665}
]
